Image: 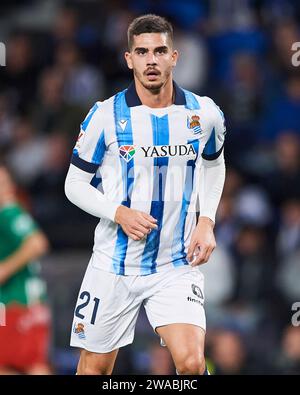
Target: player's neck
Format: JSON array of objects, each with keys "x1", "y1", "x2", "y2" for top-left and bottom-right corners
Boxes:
[
  {"x1": 0, "y1": 194, "x2": 16, "y2": 208},
  {"x1": 135, "y1": 77, "x2": 174, "y2": 108}
]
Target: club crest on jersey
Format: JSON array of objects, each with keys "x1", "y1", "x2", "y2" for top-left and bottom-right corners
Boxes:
[
  {"x1": 73, "y1": 323, "x2": 86, "y2": 339},
  {"x1": 187, "y1": 115, "x2": 202, "y2": 135},
  {"x1": 119, "y1": 145, "x2": 136, "y2": 162}
]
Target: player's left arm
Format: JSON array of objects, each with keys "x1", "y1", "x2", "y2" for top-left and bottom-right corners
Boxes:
[
  {"x1": 0, "y1": 212, "x2": 49, "y2": 285},
  {"x1": 187, "y1": 102, "x2": 226, "y2": 266}
]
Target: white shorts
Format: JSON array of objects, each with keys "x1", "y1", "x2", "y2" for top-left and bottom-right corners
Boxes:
[{"x1": 70, "y1": 258, "x2": 206, "y2": 353}]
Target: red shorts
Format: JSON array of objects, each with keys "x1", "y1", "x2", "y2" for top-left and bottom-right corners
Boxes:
[{"x1": 0, "y1": 303, "x2": 51, "y2": 372}]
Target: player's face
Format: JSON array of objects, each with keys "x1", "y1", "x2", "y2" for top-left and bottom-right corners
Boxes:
[{"x1": 125, "y1": 33, "x2": 178, "y2": 91}]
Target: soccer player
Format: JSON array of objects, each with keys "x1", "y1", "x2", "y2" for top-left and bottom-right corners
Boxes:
[
  {"x1": 0, "y1": 166, "x2": 51, "y2": 374},
  {"x1": 65, "y1": 14, "x2": 226, "y2": 375}
]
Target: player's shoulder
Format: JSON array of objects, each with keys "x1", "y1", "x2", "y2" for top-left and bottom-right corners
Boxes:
[
  {"x1": 91, "y1": 91, "x2": 121, "y2": 114},
  {"x1": 81, "y1": 93, "x2": 120, "y2": 133},
  {"x1": 188, "y1": 91, "x2": 221, "y2": 113},
  {"x1": 89, "y1": 98, "x2": 110, "y2": 114},
  {"x1": 0, "y1": 203, "x2": 35, "y2": 231},
  {"x1": 194, "y1": 93, "x2": 225, "y2": 124},
  {"x1": 0, "y1": 203, "x2": 23, "y2": 219}
]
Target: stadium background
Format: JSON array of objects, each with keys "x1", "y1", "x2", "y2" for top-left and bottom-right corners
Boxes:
[{"x1": 0, "y1": 0, "x2": 300, "y2": 374}]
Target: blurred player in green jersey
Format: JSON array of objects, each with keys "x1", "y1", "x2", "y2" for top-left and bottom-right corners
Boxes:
[{"x1": 0, "y1": 165, "x2": 51, "y2": 374}]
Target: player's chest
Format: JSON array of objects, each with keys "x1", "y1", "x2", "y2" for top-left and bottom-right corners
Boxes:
[{"x1": 106, "y1": 110, "x2": 210, "y2": 164}]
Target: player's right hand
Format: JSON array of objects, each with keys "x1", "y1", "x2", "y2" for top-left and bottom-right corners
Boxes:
[{"x1": 114, "y1": 205, "x2": 158, "y2": 241}]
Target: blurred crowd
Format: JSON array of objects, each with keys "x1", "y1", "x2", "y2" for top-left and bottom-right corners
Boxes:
[{"x1": 1, "y1": 0, "x2": 300, "y2": 374}]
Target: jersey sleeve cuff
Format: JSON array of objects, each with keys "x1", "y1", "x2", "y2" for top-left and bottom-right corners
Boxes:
[
  {"x1": 71, "y1": 154, "x2": 99, "y2": 173},
  {"x1": 105, "y1": 203, "x2": 120, "y2": 222}
]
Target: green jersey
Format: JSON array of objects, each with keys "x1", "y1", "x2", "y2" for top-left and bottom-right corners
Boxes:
[{"x1": 0, "y1": 203, "x2": 46, "y2": 306}]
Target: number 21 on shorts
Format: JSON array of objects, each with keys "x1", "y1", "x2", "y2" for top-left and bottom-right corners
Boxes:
[{"x1": 75, "y1": 291, "x2": 100, "y2": 325}]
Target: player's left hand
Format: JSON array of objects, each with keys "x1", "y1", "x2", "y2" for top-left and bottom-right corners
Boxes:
[
  {"x1": 187, "y1": 217, "x2": 216, "y2": 266},
  {"x1": 0, "y1": 262, "x2": 12, "y2": 285}
]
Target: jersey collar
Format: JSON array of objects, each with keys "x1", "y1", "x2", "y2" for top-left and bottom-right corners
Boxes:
[{"x1": 125, "y1": 80, "x2": 186, "y2": 107}]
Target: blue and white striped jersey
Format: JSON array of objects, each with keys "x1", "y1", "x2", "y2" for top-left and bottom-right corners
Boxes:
[{"x1": 71, "y1": 82, "x2": 226, "y2": 275}]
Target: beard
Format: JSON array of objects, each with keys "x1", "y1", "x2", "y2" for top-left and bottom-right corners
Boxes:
[
  {"x1": 141, "y1": 80, "x2": 164, "y2": 93},
  {"x1": 134, "y1": 68, "x2": 171, "y2": 94}
]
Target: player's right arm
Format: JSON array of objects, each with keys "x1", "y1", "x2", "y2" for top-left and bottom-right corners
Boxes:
[
  {"x1": 0, "y1": 211, "x2": 49, "y2": 285},
  {"x1": 65, "y1": 102, "x2": 157, "y2": 240}
]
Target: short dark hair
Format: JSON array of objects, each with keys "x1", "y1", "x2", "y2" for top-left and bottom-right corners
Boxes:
[{"x1": 127, "y1": 14, "x2": 173, "y2": 50}]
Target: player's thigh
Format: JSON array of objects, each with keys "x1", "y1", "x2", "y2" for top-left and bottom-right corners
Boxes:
[
  {"x1": 77, "y1": 348, "x2": 119, "y2": 375},
  {"x1": 157, "y1": 324, "x2": 206, "y2": 374},
  {"x1": 156, "y1": 323, "x2": 205, "y2": 365}
]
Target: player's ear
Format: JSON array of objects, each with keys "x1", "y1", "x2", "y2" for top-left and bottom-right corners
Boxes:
[
  {"x1": 125, "y1": 52, "x2": 133, "y2": 70},
  {"x1": 172, "y1": 50, "x2": 178, "y2": 67}
]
